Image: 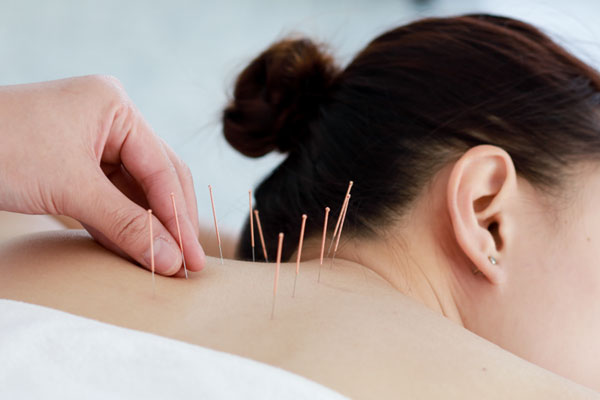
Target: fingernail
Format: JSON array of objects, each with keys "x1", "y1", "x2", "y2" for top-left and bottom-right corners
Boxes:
[{"x1": 144, "y1": 237, "x2": 181, "y2": 274}]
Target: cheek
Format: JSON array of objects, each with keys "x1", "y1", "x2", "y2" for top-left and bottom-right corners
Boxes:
[
  {"x1": 551, "y1": 235, "x2": 600, "y2": 296},
  {"x1": 564, "y1": 213, "x2": 600, "y2": 296},
  {"x1": 503, "y1": 226, "x2": 600, "y2": 390},
  {"x1": 526, "y1": 204, "x2": 600, "y2": 300},
  {"x1": 489, "y1": 176, "x2": 600, "y2": 389}
]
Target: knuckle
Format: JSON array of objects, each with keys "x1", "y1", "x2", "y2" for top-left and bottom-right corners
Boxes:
[
  {"x1": 90, "y1": 74, "x2": 123, "y2": 89},
  {"x1": 180, "y1": 161, "x2": 194, "y2": 184},
  {"x1": 139, "y1": 168, "x2": 166, "y2": 192},
  {"x1": 86, "y1": 74, "x2": 129, "y2": 106},
  {"x1": 115, "y1": 100, "x2": 136, "y2": 124},
  {"x1": 108, "y1": 208, "x2": 148, "y2": 249},
  {"x1": 164, "y1": 212, "x2": 185, "y2": 230}
]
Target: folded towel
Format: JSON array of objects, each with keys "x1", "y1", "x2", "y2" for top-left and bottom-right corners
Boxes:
[{"x1": 0, "y1": 299, "x2": 348, "y2": 400}]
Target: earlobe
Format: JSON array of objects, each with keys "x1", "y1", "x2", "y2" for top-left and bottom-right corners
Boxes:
[
  {"x1": 472, "y1": 255, "x2": 498, "y2": 275},
  {"x1": 446, "y1": 145, "x2": 517, "y2": 285}
]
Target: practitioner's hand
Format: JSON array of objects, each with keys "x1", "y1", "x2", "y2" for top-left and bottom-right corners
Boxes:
[{"x1": 0, "y1": 75, "x2": 205, "y2": 275}]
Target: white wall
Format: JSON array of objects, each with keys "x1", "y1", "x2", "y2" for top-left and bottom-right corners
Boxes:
[{"x1": 2, "y1": 0, "x2": 599, "y2": 239}]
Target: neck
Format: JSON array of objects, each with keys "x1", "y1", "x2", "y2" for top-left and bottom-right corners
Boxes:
[
  {"x1": 300, "y1": 207, "x2": 465, "y2": 327},
  {"x1": 337, "y1": 232, "x2": 464, "y2": 326}
]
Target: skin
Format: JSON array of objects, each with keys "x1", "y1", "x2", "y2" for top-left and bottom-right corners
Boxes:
[
  {"x1": 0, "y1": 145, "x2": 598, "y2": 398},
  {"x1": 0, "y1": 231, "x2": 594, "y2": 399},
  {"x1": 0, "y1": 76, "x2": 205, "y2": 274},
  {"x1": 317, "y1": 144, "x2": 600, "y2": 391}
]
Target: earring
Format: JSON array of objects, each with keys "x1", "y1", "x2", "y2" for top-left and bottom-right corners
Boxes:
[{"x1": 473, "y1": 256, "x2": 497, "y2": 275}]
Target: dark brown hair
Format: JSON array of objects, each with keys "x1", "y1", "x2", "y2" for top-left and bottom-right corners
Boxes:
[{"x1": 223, "y1": 14, "x2": 600, "y2": 261}]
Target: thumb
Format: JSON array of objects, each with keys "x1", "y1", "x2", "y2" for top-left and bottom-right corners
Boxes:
[{"x1": 71, "y1": 174, "x2": 182, "y2": 275}]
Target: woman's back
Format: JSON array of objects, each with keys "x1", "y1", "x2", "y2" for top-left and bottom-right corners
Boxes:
[{"x1": 0, "y1": 227, "x2": 594, "y2": 399}]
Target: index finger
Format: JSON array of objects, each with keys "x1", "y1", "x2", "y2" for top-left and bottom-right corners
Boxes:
[
  {"x1": 106, "y1": 104, "x2": 206, "y2": 272},
  {"x1": 159, "y1": 138, "x2": 201, "y2": 238}
]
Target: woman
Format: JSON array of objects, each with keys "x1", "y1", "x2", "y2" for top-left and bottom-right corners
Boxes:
[{"x1": 1, "y1": 14, "x2": 599, "y2": 398}]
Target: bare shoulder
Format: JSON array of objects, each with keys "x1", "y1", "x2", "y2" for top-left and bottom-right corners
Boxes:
[{"x1": 0, "y1": 230, "x2": 596, "y2": 399}]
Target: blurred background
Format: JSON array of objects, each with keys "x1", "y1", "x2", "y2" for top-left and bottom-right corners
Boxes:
[{"x1": 2, "y1": 0, "x2": 599, "y2": 243}]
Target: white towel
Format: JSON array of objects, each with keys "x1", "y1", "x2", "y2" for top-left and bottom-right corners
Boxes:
[{"x1": 0, "y1": 299, "x2": 348, "y2": 400}]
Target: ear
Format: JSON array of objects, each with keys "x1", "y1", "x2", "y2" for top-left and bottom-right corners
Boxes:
[{"x1": 446, "y1": 145, "x2": 517, "y2": 285}]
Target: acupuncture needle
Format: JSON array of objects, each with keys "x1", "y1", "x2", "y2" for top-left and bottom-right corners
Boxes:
[
  {"x1": 170, "y1": 193, "x2": 188, "y2": 279},
  {"x1": 208, "y1": 184, "x2": 224, "y2": 264},
  {"x1": 331, "y1": 194, "x2": 351, "y2": 268},
  {"x1": 292, "y1": 214, "x2": 307, "y2": 298},
  {"x1": 328, "y1": 194, "x2": 350, "y2": 266},
  {"x1": 254, "y1": 209, "x2": 269, "y2": 262},
  {"x1": 249, "y1": 190, "x2": 255, "y2": 262},
  {"x1": 318, "y1": 207, "x2": 330, "y2": 283},
  {"x1": 147, "y1": 209, "x2": 156, "y2": 297},
  {"x1": 327, "y1": 181, "x2": 353, "y2": 258},
  {"x1": 271, "y1": 232, "x2": 284, "y2": 320}
]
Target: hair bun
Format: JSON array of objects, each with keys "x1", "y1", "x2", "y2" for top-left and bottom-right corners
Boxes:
[{"x1": 223, "y1": 38, "x2": 339, "y2": 157}]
